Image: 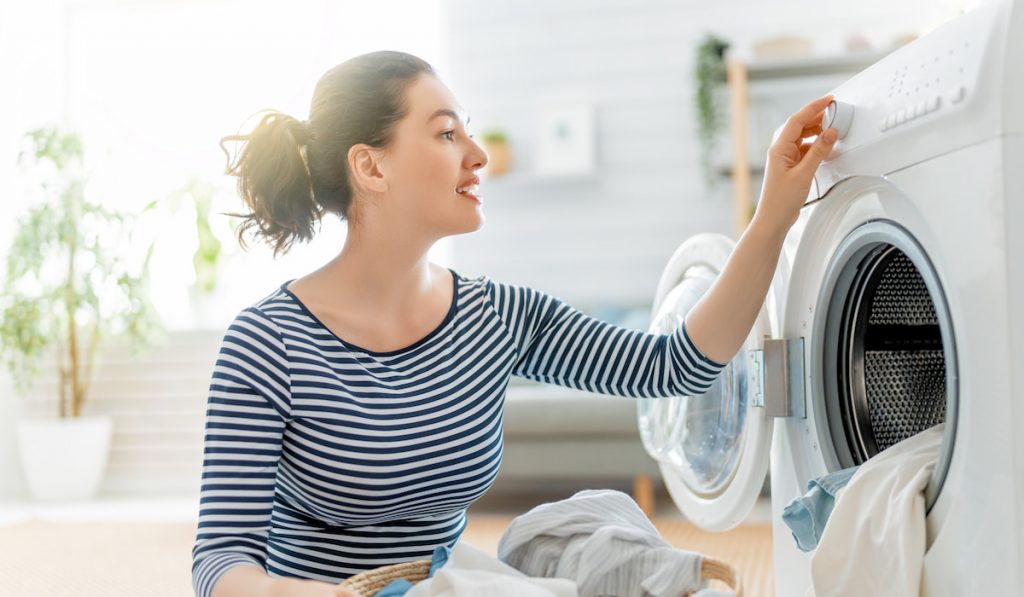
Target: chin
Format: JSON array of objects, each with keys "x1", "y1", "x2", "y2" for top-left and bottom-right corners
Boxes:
[
  {"x1": 447, "y1": 213, "x2": 485, "y2": 237},
  {"x1": 462, "y1": 214, "x2": 485, "y2": 234}
]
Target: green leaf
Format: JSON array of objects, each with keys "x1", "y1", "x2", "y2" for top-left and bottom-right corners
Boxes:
[
  {"x1": 1, "y1": 124, "x2": 165, "y2": 403},
  {"x1": 694, "y1": 33, "x2": 731, "y2": 191}
]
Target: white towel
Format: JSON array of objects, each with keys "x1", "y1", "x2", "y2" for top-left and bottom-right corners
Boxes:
[
  {"x1": 809, "y1": 423, "x2": 945, "y2": 596},
  {"x1": 405, "y1": 541, "x2": 578, "y2": 597},
  {"x1": 497, "y1": 489, "x2": 718, "y2": 597}
]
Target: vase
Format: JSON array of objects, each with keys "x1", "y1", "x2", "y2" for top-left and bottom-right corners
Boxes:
[{"x1": 14, "y1": 414, "x2": 114, "y2": 501}]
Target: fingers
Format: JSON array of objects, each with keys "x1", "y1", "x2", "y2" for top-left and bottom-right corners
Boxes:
[
  {"x1": 797, "y1": 110, "x2": 829, "y2": 154},
  {"x1": 778, "y1": 95, "x2": 834, "y2": 146},
  {"x1": 794, "y1": 127, "x2": 839, "y2": 179},
  {"x1": 800, "y1": 110, "x2": 826, "y2": 137}
]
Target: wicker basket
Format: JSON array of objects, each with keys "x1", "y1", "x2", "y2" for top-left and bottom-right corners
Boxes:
[{"x1": 338, "y1": 554, "x2": 743, "y2": 596}]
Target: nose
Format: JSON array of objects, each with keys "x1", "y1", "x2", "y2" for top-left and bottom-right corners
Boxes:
[{"x1": 467, "y1": 136, "x2": 489, "y2": 170}]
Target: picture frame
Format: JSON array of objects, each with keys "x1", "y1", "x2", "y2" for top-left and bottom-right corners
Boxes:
[{"x1": 535, "y1": 102, "x2": 596, "y2": 176}]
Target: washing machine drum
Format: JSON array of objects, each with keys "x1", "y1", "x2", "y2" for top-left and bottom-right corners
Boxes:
[
  {"x1": 834, "y1": 248, "x2": 947, "y2": 459},
  {"x1": 821, "y1": 222, "x2": 958, "y2": 509}
]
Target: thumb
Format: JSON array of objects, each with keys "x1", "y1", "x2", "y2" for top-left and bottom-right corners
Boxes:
[{"x1": 796, "y1": 127, "x2": 838, "y2": 179}]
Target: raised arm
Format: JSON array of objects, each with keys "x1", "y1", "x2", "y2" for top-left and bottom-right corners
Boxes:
[
  {"x1": 685, "y1": 95, "x2": 839, "y2": 364},
  {"x1": 485, "y1": 279, "x2": 727, "y2": 398}
]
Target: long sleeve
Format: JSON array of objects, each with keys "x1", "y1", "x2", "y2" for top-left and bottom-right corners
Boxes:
[
  {"x1": 191, "y1": 307, "x2": 292, "y2": 597},
  {"x1": 484, "y1": 277, "x2": 727, "y2": 398}
]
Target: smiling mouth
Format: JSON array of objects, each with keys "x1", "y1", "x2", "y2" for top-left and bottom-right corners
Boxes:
[{"x1": 456, "y1": 184, "x2": 481, "y2": 202}]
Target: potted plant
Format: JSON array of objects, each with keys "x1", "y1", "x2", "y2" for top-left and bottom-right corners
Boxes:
[
  {"x1": 479, "y1": 128, "x2": 511, "y2": 177},
  {"x1": 0, "y1": 126, "x2": 164, "y2": 501},
  {"x1": 165, "y1": 178, "x2": 231, "y2": 328},
  {"x1": 694, "y1": 33, "x2": 731, "y2": 190}
]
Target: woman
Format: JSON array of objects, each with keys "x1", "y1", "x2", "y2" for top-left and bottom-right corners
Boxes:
[{"x1": 191, "y1": 50, "x2": 838, "y2": 597}]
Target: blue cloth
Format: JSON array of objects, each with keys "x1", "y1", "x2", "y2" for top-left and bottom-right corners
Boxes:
[
  {"x1": 782, "y1": 465, "x2": 859, "y2": 552},
  {"x1": 377, "y1": 545, "x2": 453, "y2": 596}
]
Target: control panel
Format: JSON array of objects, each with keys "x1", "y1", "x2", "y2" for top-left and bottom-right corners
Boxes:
[{"x1": 825, "y1": 31, "x2": 982, "y2": 152}]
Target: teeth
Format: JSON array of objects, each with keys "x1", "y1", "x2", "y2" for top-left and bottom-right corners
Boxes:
[{"x1": 456, "y1": 184, "x2": 479, "y2": 195}]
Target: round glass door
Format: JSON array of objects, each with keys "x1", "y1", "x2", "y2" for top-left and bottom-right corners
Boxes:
[
  {"x1": 639, "y1": 264, "x2": 748, "y2": 496},
  {"x1": 639, "y1": 232, "x2": 781, "y2": 531}
]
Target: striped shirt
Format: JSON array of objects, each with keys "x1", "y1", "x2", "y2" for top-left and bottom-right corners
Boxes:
[{"x1": 190, "y1": 268, "x2": 727, "y2": 596}]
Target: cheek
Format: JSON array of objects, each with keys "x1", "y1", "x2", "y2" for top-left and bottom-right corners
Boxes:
[
  {"x1": 388, "y1": 150, "x2": 458, "y2": 216},
  {"x1": 395, "y1": 142, "x2": 452, "y2": 191}
]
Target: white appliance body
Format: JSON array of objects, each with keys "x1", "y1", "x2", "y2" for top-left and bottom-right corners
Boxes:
[{"x1": 640, "y1": 1, "x2": 1023, "y2": 594}]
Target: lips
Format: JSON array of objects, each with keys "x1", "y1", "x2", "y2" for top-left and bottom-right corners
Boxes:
[
  {"x1": 456, "y1": 187, "x2": 481, "y2": 203},
  {"x1": 456, "y1": 175, "x2": 481, "y2": 202}
]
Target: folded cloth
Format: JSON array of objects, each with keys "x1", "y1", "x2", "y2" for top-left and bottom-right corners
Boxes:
[
  {"x1": 497, "y1": 488, "x2": 727, "y2": 597},
  {"x1": 394, "y1": 540, "x2": 577, "y2": 597},
  {"x1": 782, "y1": 465, "x2": 859, "y2": 552},
  {"x1": 809, "y1": 423, "x2": 945, "y2": 597}
]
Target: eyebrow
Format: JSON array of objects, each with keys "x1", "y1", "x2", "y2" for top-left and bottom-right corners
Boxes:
[{"x1": 427, "y1": 108, "x2": 470, "y2": 127}]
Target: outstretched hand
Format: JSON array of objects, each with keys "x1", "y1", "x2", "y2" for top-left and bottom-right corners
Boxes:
[{"x1": 754, "y1": 94, "x2": 839, "y2": 234}]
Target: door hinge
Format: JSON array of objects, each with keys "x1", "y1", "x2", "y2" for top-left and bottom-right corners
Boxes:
[{"x1": 748, "y1": 338, "x2": 805, "y2": 419}]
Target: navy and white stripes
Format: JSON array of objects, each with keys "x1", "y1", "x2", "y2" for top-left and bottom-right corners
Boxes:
[{"x1": 191, "y1": 268, "x2": 726, "y2": 596}]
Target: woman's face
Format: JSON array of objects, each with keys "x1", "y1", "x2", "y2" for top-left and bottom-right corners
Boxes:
[{"x1": 378, "y1": 74, "x2": 489, "y2": 240}]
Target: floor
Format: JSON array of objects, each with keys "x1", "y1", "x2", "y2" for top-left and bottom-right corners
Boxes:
[{"x1": 0, "y1": 490, "x2": 775, "y2": 596}]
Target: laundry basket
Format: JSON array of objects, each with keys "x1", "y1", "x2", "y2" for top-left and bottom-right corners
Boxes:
[
  {"x1": 338, "y1": 559, "x2": 431, "y2": 596},
  {"x1": 338, "y1": 555, "x2": 743, "y2": 596}
]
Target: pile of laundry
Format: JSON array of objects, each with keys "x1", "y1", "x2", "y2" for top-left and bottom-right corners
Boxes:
[
  {"x1": 781, "y1": 422, "x2": 945, "y2": 596},
  {"x1": 376, "y1": 488, "x2": 735, "y2": 597}
]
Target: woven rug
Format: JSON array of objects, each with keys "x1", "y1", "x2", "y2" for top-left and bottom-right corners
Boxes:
[{"x1": 0, "y1": 516, "x2": 773, "y2": 596}]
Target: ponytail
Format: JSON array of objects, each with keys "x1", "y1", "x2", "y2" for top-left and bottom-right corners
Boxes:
[
  {"x1": 220, "y1": 50, "x2": 436, "y2": 258},
  {"x1": 221, "y1": 111, "x2": 321, "y2": 259}
]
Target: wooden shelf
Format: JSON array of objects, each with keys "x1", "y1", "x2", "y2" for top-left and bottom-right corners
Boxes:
[{"x1": 744, "y1": 50, "x2": 892, "y2": 79}]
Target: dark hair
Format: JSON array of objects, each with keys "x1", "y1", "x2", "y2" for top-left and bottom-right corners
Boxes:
[{"x1": 220, "y1": 50, "x2": 436, "y2": 258}]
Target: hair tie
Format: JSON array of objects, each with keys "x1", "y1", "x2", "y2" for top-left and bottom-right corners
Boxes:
[{"x1": 290, "y1": 118, "x2": 314, "y2": 146}]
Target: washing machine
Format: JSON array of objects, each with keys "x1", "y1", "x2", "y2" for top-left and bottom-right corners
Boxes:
[{"x1": 638, "y1": 0, "x2": 1023, "y2": 594}]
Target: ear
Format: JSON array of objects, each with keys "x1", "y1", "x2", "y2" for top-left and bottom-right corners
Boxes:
[{"x1": 347, "y1": 143, "x2": 389, "y2": 195}]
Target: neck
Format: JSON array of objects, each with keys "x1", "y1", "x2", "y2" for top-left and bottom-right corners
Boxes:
[{"x1": 318, "y1": 220, "x2": 443, "y2": 317}]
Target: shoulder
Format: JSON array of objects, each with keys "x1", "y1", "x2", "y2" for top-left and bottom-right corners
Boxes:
[
  {"x1": 450, "y1": 269, "x2": 526, "y2": 305},
  {"x1": 220, "y1": 307, "x2": 287, "y2": 362},
  {"x1": 454, "y1": 271, "x2": 562, "y2": 316},
  {"x1": 250, "y1": 281, "x2": 293, "y2": 315},
  {"x1": 451, "y1": 268, "x2": 516, "y2": 292},
  {"x1": 453, "y1": 268, "x2": 490, "y2": 293},
  {"x1": 222, "y1": 283, "x2": 294, "y2": 349}
]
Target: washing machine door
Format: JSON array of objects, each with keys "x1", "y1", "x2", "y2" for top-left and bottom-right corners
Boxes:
[{"x1": 639, "y1": 232, "x2": 788, "y2": 532}]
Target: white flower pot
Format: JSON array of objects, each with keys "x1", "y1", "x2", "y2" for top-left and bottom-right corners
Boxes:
[{"x1": 15, "y1": 415, "x2": 114, "y2": 501}]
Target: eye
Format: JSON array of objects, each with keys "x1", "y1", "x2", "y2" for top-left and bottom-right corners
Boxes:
[{"x1": 442, "y1": 130, "x2": 476, "y2": 142}]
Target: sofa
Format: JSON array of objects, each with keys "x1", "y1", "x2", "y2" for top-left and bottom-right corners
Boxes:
[{"x1": 494, "y1": 376, "x2": 663, "y2": 515}]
